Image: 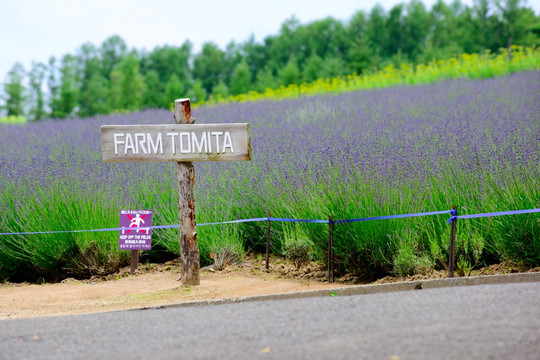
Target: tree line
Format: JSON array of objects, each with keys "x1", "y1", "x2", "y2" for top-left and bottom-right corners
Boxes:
[{"x1": 1, "y1": 0, "x2": 538, "y2": 121}]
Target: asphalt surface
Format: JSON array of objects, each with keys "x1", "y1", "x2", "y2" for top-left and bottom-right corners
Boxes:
[{"x1": 1, "y1": 281, "x2": 539, "y2": 360}]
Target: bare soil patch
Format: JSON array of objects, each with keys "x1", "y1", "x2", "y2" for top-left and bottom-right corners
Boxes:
[{"x1": 1, "y1": 255, "x2": 537, "y2": 320}]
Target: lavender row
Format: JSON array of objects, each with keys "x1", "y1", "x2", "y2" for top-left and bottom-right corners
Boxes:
[{"x1": 0, "y1": 71, "x2": 538, "y2": 280}]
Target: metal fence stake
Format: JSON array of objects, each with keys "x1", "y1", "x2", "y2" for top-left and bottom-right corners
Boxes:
[
  {"x1": 266, "y1": 212, "x2": 271, "y2": 270},
  {"x1": 448, "y1": 205, "x2": 458, "y2": 278},
  {"x1": 328, "y1": 215, "x2": 334, "y2": 283}
]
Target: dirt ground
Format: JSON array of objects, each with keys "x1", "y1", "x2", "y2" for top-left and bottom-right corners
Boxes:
[{"x1": 1, "y1": 255, "x2": 538, "y2": 320}]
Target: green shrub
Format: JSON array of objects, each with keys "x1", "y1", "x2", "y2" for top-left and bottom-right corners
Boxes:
[
  {"x1": 282, "y1": 223, "x2": 314, "y2": 269},
  {"x1": 391, "y1": 229, "x2": 434, "y2": 277}
]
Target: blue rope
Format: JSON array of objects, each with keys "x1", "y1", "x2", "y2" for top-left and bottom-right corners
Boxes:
[
  {"x1": 198, "y1": 217, "x2": 269, "y2": 226},
  {"x1": 0, "y1": 227, "x2": 128, "y2": 236},
  {"x1": 450, "y1": 208, "x2": 540, "y2": 221},
  {"x1": 268, "y1": 217, "x2": 329, "y2": 224},
  {"x1": 334, "y1": 210, "x2": 453, "y2": 224},
  {"x1": 1, "y1": 208, "x2": 537, "y2": 236}
]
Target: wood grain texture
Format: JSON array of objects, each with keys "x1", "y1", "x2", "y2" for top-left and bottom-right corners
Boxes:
[
  {"x1": 101, "y1": 123, "x2": 251, "y2": 162},
  {"x1": 175, "y1": 99, "x2": 200, "y2": 286}
]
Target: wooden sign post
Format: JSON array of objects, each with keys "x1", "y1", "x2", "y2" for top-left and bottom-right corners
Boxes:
[
  {"x1": 174, "y1": 99, "x2": 199, "y2": 286},
  {"x1": 101, "y1": 98, "x2": 251, "y2": 285}
]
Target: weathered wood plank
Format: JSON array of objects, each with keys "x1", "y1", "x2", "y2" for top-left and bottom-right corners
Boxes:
[
  {"x1": 174, "y1": 99, "x2": 199, "y2": 286},
  {"x1": 101, "y1": 123, "x2": 251, "y2": 162}
]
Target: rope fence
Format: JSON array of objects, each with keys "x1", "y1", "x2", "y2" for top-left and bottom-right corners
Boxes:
[{"x1": 1, "y1": 207, "x2": 539, "y2": 281}]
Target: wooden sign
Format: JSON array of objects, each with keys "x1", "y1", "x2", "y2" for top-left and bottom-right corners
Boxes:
[
  {"x1": 100, "y1": 98, "x2": 251, "y2": 286},
  {"x1": 101, "y1": 123, "x2": 251, "y2": 162}
]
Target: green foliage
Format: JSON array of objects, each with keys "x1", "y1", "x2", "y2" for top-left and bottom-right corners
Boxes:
[
  {"x1": 193, "y1": 42, "x2": 226, "y2": 94},
  {"x1": 2, "y1": 0, "x2": 540, "y2": 119},
  {"x1": 143, "y1": 42, "x2": 192, "y2": 86},
  {"x1": 59, "y1": 54, "x2": 79, "y2": 118},
  {"x1": 84, "y1": 73, "x2": 110, "y2": 116},
  {"x1": 100, "y1": 35, "x2": 127, "y2": 77},
  {"x1": 302, "y1": 53, "x2": 324, "y2": 83},
  {"x1": 211, "y1": 81, "x2": 229, "y2": 100},
  {"x1": 77, "y1": 42, "x2": 103, "y2": 117},
  {"x1": 187, "y1": 80, "x2": 207, "y2": 104},
  {"x1": 143, "y1": 70, "x2": 162, "y2": 108},
  {"x1": 205, "y1": 46, "x2": 539, "y2": 107},
  {"x1": 3, "y1": 63, "x2": 26, "y2": 117},
  {"x1": 281, "y1": 223, "x2": 314, "y2": 269},
  {"x1": 47, "y1": 57, "x2": 62, "y2": 118},
  {"x1": 279, "y1": 58, "x2": 301, "y2": 86},
  {"x1": 230, "y1": 60, "x2": 251, "y2": 95},
  {"x1": 494, "y1": 215, "x2": 540, "y2": 267},
  {"x1": 391, "y1": 229, "x2": 434, "y2": 277},
  {"x1": 486, "y1": 173, "x2": 540, "y2": 266},
  {"x1": 28, "y1": 61, "x2": 47, "y2": 121},
  {"x1": 321, "y1": 56, "x2": 346, "y2": 78},
  {"x1": 115, "y1": 53, "x2": 146, "y2": 111},
  {"x1": 0, "y1": 179, "x2": 129, "y2": 280},
  {"x1": 255, "y1": 67, "x2": 276, "y2": 92},
  {"x1": 164, "y1": 74, "x2": 185, "y2": 108}
]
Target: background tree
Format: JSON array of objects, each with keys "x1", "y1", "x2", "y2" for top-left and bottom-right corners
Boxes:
[
  {"x1": 301, "y1": 17, "x2": 348, "y2": 64},
  {"x1": 143, "y1": 70, "x2": 162, "y2": 108},
  {"x1": 211, "y1": 81, "x2": 229, "y2": 100},
  {"x1": 164, "y1": 74, "x2": 185, "y2": 108},
  {"x1": 302, "y1": 52, "x2": 324, "y2": 82},
  {"x1": 230, "y1": 60, "x2": 251, "y2": 95},
  {"x1": 496, "y1": 0, "x2": 535, "y2": 57},
  {"x1": 28, "y1": 61, "x2": 47, "y2": 121},
  {"x1": 58, "y1": 54, "x2": 79, "y2": 118},
  {"x1": 241, "y1": 34, "x2": 267, "y2": 84},
  {"x1": 47, "y1": 57, "x2": 62, "y2": 118},
  {"x1": 187, "y1": 80, "x2": 207, "y2": 103},
  {"x1": 2, "y1": 0, "x2": 539, "y2": 119},
  {"x1": 279, "y1": 57, "x2": 301, "y2": 86},
  {"x1": 265, "y1": 16, "x2": 302, "y2": 74},
  {"x1": 108, "y1": 67, "x2": 123, "y2": 111},
  {"x1": 423, "y1": 0, "x2": 464, "y2": 59},
  {"x1": 100, "y1": 35, "x2": 127, "y2": 78},
  {"x1": 385, "y1": 4, "x2": 406, "y2": 58},
  {"x1": 192, "y1": 42, "x2": 225, "y2": 95},
  {"x1": 345, "y1": 10, "x2": 374, "y2": 74},
  {"x1": 117, "y1": 52, "x2": 145, "y2": 111},
  {"x1": 2, "y1": 62, "x2": 26, "y2": 116},
  {"x1": 255, "y1": 67, "x2": 276, "y2": 92},
  {"x1": 141, "y1": 41, "x2": 192, "y2": 91},
  {"x1": 472, "y1": 0, "x2": 501, "y2": 51},
  {"x1": 403, "y1": 0, "x2": 432, "y2": 61},
  {"x1": 85, "y1": 72, "x2": 110, "y2": 116},
  {"x1": 77, "y1": 42, "x2": 105, "y2": 117},
  {"x1": 365, "y1": 5, "x2": 388, "y2": 65},
  {"x1": 223, "y1": 41, "x2": 243, "y2": 88}
]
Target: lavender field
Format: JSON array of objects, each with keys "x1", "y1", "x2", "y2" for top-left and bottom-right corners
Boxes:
[{"x1": 1, "y1": 71, "x2": 539, "y2": 281}]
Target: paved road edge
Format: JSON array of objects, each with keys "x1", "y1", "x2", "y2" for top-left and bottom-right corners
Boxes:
[{"x1": 132, "y1": 272, "x2": 540, "y2": 312}]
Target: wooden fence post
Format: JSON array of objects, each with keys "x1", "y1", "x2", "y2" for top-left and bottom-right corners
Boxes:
[
  {"x1": 174, "y1": 98, "x2": 200, "y2": 286},
  {"x1": 130, "y1": 250, "x2": 139, "y2": 274},
  {"x1": 448, "y1": 205, "x2": 457, "y2": 278}
]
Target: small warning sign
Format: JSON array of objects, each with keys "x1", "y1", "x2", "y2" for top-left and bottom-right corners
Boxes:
[{"x1": 119, "y1": 210, "x2": 152, "y2": 250}]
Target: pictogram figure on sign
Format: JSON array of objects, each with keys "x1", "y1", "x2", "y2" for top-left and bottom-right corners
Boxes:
[
  {"x1": 119, "y1": 210, "x2": 153, "y2": 251},
  {"x1": 124, "y1": 213, "x2": 148, "y2": 234},
  {"x1": 130, "y1": 213, "x2": 145, "y2": 232}
]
